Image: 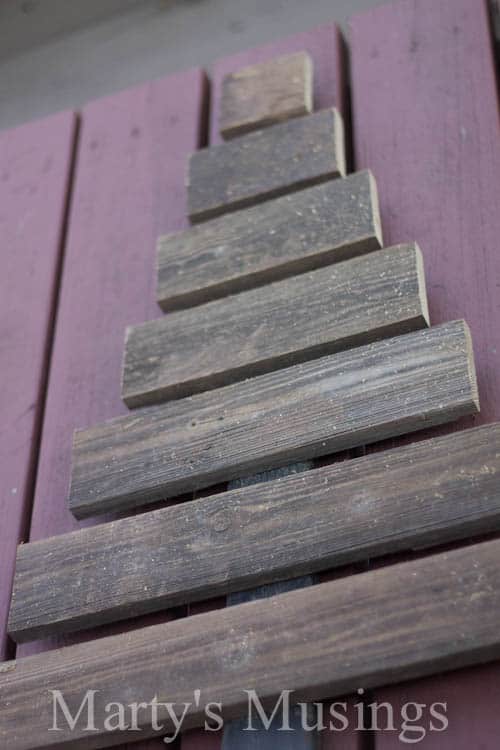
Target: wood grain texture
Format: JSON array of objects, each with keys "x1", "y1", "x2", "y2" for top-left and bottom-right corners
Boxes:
[
  {"x1": 0, "y1": 111, "x2": 76, "y2": 662},
  {"x1": 10, "y1": 422, "x2": 500, "y2": 644},
  {"x1": 209, "y1": 24, "x2": 345, "y2": 146},
  {"x1": 126, "y1": 243, "x2": 428, "y2": 407},
  {"x1": 188, "y1": 108, "x2": 346, "y2": 223},
  {"x1": 157, "y1": 169, "x2": 382, "y2": 312},
  {"x1": 219, "y1": 51, "x2": 313, "y2": 140},
  {"x1": 350, "y1": 0, "x2": 500, "y2": 744},
  {"x1": 69, "y1": 320, "x2": 478, "y2": 519},
  {"x1": 16, "y1": 70, "x2": 206, "y2": 686},
  {"x1": 3, "y1": 537, "x2": 500, "y2": 750},
  {"x1": 203, "y1": 26, "x2": 352, "y2": 750}
]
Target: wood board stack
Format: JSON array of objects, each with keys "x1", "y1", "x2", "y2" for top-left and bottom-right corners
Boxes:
[{"x1": 1, "y1": 41, "x2": 499, "y2": 750}]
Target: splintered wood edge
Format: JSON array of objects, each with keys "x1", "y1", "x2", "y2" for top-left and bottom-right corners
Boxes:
[{"x1": 462, "y1": 319, "x2": 481, "y2": 413}]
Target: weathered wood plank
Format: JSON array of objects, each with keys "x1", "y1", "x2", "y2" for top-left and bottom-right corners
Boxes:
[
  {"x1": 219, "y1": 51, "x2": 313, "y2": 140},
  {"x1": 350, "y1": 0, "x2": 500, "y2": 744},
  {"x1": 3, "y1": 537, "x2": 500, "y2": 750},
  {"x1": 157, "y1": 169, "x2": 381, "y2": 312},
  {"x1": 10, "y1": 422, "x2": 500, "y2": 644},
  {"x1": 204, "y1": 26, "x2": 353, "y2": 750},
  {"x1": 69, "y1": 320, "x2": 478, "y2": 519},
  {"x1": 127, "y1": 244, "x2": 428, "y2": 407},
  {"x1": 0, "y1": 111, "x2": 77, "y2": 662},
  {"x1": 188, "y1": 108, "x2": 346, "y2": 223}
]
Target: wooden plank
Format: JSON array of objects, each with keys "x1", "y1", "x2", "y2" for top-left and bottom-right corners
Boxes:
[
  {"x1": 69, "y1": 320, "x2": 478, "y2": 519},
  {"x1": 3, "y1": 537, "x2": 500, "y2": 750},
  {"x1": 350, "y1": 0, "x2": 500, "y2": 744},
  {"x1": 17, "y1": 67, "x2": 206, "y2": 672},
  {"x1": 188, "y1": 108, "x2": 346, "y2": 223},
  {"x1": 209, "y1": 24, "x2": 346, "y2": 147},
  {"x1": 157, "y1": 169, "x2": 382, "y2": 312},
  {"x1": 0, "y1": 111, "x2": 76, "y2": 662},
  {"x1": 204, "y1": 26, "x2": 351, "y2": 750},
  {"x1": 126, "y1": 243, "x2": 428, "y2": 407},
  {"x1": 219, "y1": 51, "x2": 313, "y2": 139},
  {"x1": 10, "y1": 422, "x2": 500, "y2": 644}
]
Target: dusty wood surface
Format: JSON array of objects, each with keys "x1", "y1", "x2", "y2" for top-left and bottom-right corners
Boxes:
[
  {"x1": 69, "y1": 321, "x2": 478, "y2": 519},
  {"x1": 10, "y1": 422, "x2": 500, "y2": 644},
  {"x1": 188, "y1": 108, "x2": 346, "y2": 223},
  {"x1": 158, "y1": 170, "x2": 381, "y2": 312},
  {"x1": 196, "y1": 26, "x2": 354, "y2": 750},
  {"x1": 125, "y1": 244, "x2": 428, "y2": 407},
  {"x1": 3, "y1": 537, "x2": 500, "y2": 749},
  {"x1": 219, "y1": 51, "x2": 313, "y2": 139}
]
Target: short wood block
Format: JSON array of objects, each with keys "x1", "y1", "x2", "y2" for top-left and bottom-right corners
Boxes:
[
  {"x1": 219, "y1": 51, "x2": 313, "y2": 139},
  {"x1": 3, "y1": 537, "x2": 500, "y2": 749},
  {"x1": 9, "y1": 423, "x2": 500, "y2": 643},
  {"x1": 69, "y1": 320, "x2": 479, "y2": 519},
  {"x1": 187, "y1": 108, "x2": 346, "y2": 223},
  {"x1": 157, "y1": 169, "x2": 382, "y2": 312},
  {"x1": 125, "y1": 243, "x2": 429, "y2": 407}
]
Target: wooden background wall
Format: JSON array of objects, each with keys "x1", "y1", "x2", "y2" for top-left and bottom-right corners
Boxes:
[{"x1": 0, "y1": 0, "x2": 498, "y2": 747}]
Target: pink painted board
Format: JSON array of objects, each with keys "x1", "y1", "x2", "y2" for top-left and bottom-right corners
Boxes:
[
  {"x1": 0, "y1": 111, "x2": 76, "y2": 661},
  {"x1": 182, "y1": 24, "x2": 361, "y2": 750},
  {"x1": 350, "y1": 0, "x2": 500, "y2": 746}
]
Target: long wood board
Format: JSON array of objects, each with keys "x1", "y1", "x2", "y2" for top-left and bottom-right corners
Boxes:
[
  {"x1": 188, "y1": 108, "x2": 346, "y2": 222},
  {"x1": 0, "y1": 112, "x2": 76, "y2": 662},
  {"x1": 69, "y1": 320, "x2": 478, "y2": 519},
  {"x1": 125, "y1": 243, "x2": 428, "y2": 407},
  {"x1": 350, "y1": 0, "x2": 500, "y2": 744},
  {"x1": 9, "y1": 422, "x2": 500, "y2": 644},
  {"x1": 3, "y1": 537, "x2": 500, "y2": 750},
  {"x1": 204, "y1": 25, "x2": 356, "y2": 750},
  {"x1": 157, "y1": 169, "x2": 381, "y2": 312}
]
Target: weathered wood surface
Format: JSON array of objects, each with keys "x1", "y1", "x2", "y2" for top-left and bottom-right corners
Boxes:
[
  {"x1": 350, "y1": 0, "x2": 500, "y2": 744},
  {"x1": 10, "y1": 422, "x2": 500, "y2": 644},
  {"x1": 158, "y1": 169, "x2": 381, "y2": 312},
  {"x1": 201, "y1": 26, "x2": 356, "y2": 750},
  {"x1": 209, "y1": 23, "x2": 345, "y2": 147},
  {"x1": 3, "y1": 537, "x2": 500, "y2": 750},
  {"x1": 201, "y1": 25, "x2": 350, "y2": 750},
  {"x1": 17, "y1": 68, "x2": 206, "y2": 694},
  {"x1": 69, "y1": 321, "x2": 478, "y2": 519},
  {"x1": 188, "y1": 108, "x2": 346, "y2": 223},
  {"x1": 0, "y1": 112, "x2": 76, "y2": 662},
  {"x1": 219, "y1": 51, "x2": 313, "y2": 139},
  {"x1": 126, "y1": 244, "x2": 428, "y2": 407}
]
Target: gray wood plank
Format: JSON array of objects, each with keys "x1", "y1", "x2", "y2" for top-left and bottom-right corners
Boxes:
[
  {"x1": 68, "y1": 320, "x2": 479, "y2": 519},
  {"x1": 158, "y1": 169, "x2": 382, "y2": 312},
  {"x1": 187, "y1": 108, "x2": 346, "y2": 223},
  {"x1": 3, "y1": 537, "x2": 500, "y2": 750},
  {"x1": 219, "y1": 51, "x2": 313, "y2": 140},
  {"x1": 10, "y1": 423, "x2": 500, "y2": 644},
  {"x1": 125, "y1": 243, "x2": 429, "y2": 407}
]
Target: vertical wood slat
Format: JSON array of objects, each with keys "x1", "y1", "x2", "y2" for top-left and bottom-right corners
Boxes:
[
  {"x1": 182, "y1": 22, "x2": 361, "y2": 750},
  {"x1": 16, "y1": 71, "x2": 207, "y2": 750},
  {"x1": 0, "y1": 111, "x2": 77, "y2": 662},
  {"x1": 350, "y1": 0, "x2": 500, "y2": 746}
]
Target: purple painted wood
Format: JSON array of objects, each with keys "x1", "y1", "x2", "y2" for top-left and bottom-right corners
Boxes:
[
  {"x1": 0, "y1": 111, "x2": 76, "y2": 662},
  {"x1": 183, "y1": 24, "x2": 361, "y2": 750},
  {"x1": 350, "y1": 0, "x2": 500, "y2": 746}
]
